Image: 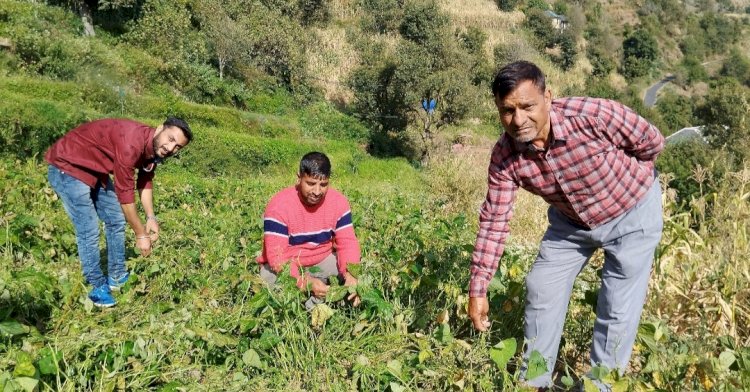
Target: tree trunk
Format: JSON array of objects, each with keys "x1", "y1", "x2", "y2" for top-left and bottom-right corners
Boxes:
[{"x1": 79, "y1": 1, "x2": 96, "y2": 37}]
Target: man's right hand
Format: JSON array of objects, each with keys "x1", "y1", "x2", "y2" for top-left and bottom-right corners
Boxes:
[
  {"x1": 136, "y1": 236, "x2": 152, "y2": 257},
  {"x1": 469, "y1": 296, "x2": 491, "y2": 331},
  {"x1": 306, "y1": 276, "x2": 330, "y2": 299}
]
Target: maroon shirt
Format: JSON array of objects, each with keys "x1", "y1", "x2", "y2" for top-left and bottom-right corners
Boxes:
[
  {"x1": 470, "y1": 97, "x2": 665, "y2": 297},
  {"x1": 45, "y1": 119, "x2": 157, "y2": 204}
]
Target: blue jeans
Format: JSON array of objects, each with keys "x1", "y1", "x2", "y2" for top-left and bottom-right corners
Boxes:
[{"x1": 48, "y1": 165, "x2": 127, "y2": 288}]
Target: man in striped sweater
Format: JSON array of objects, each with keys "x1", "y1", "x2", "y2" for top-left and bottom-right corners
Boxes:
[{"x1": 258, "y1": 152, "x2": 361, "y2": 309}]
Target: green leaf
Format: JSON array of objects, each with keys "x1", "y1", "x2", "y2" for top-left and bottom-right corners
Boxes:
[
  {"x1": 347, "y1": 264, "x2": 362, "y2": 278},
  {"x1": 582, "y1": 378, "x2": 599, "y2": 392},
  {"x1": 256, "y1": 331, "x2": 281, "y2": 351},
  {"x1": 242, "y1": 349, "x2": 263, "y2": 369},
  {"x1": 326, "y1": 284, "x2": 349, "y2": 302},
  {"x1": 37, "y1": 348, "x2": 59, "y2": 376},
  {"x1": 590, "y1": 364, "x2": 610, "y2": 380},
  {"x1": 389, "y1": 382, "x2": 406, "y2": 392},
  {"x1": 387, "y1": 359, "x2": 403, "y2": 379},
  {"x1": 612, "y1": 379, "x2": 630, "y2": 392},
  {"x1": 433, "y1": 323, "x2": 452, "y2": 344},
  {"x1": 13, "y1": 351, "x2": 36, "y2": 379},
  {"x1": 13, "y1": 377, "x2": 39, "y2": 392},
  {"x1": 0, "y1": 320, "x2": 29, "y2": 338},
  {"x1": 525, "y1": 350, "x2": 548, "y2": 381},
  {"x1": 357, "y1": 286, "x2": 393, "y2": 317},
  {"x1": 719, "y1": 350, "x2": 736, "y2": 370},
  {"x1": 561, "y1": 375, "x2": 574, "y2": 387},
  {"x1": 489, "y1": 338, "x2": 516, "y2": 370}
]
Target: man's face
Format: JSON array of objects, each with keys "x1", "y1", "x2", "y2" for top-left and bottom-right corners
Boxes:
[
  {"x1": 153, "y1": 126, "x2": 189, "y2": 158},
  {"x1": 495, "y1": 80, "x2": 552, "y2": 147},
  {"x1": 296, "y1": 173, "x2": 329, "y2": 206}
]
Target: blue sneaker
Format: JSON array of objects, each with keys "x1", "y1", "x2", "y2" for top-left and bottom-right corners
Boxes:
[
  {"x1": 108, "y1": 272, "x2": 130, "y2": 291},
  {"x1": 89, "y1": 285, "x2": 116, "y2": 307}
]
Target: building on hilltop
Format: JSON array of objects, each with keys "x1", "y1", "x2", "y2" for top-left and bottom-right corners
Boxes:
[
  {"x1": 665, "y1": 126, "x2": 708, "y2": 145},
  {"x1": 543, "y1": 10, "x2": 569, "y2": 30}
]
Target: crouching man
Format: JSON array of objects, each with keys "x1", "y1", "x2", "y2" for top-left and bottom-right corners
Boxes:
[{"x1": 258, "y1": 152, "x2": 361, "y2": 309}]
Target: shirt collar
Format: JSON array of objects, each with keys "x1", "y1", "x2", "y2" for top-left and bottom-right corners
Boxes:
[{"x1": 144, "y1": 128, "x2": 156, "y2": 161}]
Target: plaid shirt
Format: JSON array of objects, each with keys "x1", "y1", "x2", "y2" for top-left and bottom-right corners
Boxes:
[{"x1": 470, "y1": 97, "x2": 665, "y2": 297}]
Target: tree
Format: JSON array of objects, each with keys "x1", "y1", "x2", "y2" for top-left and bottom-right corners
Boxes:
[
  {"x1": 523, "y1": 8, "x2": 557, "y2": 49},
  {"x1": 720, "y1": 49, "x2": 750, "y2": 87},
  {"x1": 350, "y1": 0, "x2": 482, "y2": 163},
  {"x1": 399, "y1": 0, "x2": 448, "y2": 44},
  {"x1": 358, "y1": 0, "x2": 404, "y2": 34},
  {"x1": 620, "y1": 28, "x2": 658, "y2": 80},
  {"x1": 194, "y1": 0, "x2": 247, "y2": 80},
  {"x1": 696, "y1": 79, "x2": 750, "y2": 163},
  {"x1": 495, "y1": 0, "x2": 521, "y2": 12},
  {"x1": 556, "y1": 31, "x2": 577, "y2": 70},
  {"x1": 655, "y1": 93, "x2": 696, "y2": 135}
]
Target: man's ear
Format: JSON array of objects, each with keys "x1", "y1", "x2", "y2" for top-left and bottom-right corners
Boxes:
[
  {"x1": 295, "y1": 173, "x2": 302, "y2": 186},
  {"x1": 154, "y1": 125, "x2": 164, "y2": 136}
]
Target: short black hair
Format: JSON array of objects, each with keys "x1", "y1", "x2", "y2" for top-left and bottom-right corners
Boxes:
[
  {"x1": 163, "y1": 117, "x2": 193, "y2": 142},
  {"x1": 491, "y1": 61, "x2": 546, "y2": 101},
  {"x1": 299, "y1": 152, "x2": 331, "y2": 178}
]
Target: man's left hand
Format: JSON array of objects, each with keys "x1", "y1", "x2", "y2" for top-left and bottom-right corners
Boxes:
[
  {"x1": 343, "y1": 272, "x2": 361, "y2": 307},
  {"x1": 146, "y1": 218, "x2": 160, "y2": 243}
]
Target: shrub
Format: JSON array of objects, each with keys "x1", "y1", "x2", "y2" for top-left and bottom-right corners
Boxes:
[
  {"x1": 656, "y1": 140, "x2": 729, "y2": 204},
  {"x1": 358, "y1": 0, "x2": 403, "y2": 34},
  {"x1": 299, "y1": 102, "x2": 370, "y2": 143},
  {"x1": 620, "y1": 28, "x2": 659, "y2": 80},
  {"x1": 0, "y1": 91, "x2": 95, "y2": 158}
]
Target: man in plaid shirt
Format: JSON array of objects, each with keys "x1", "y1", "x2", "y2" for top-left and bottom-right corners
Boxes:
[{"x1": 468, "y1": 61, "x2": 664, "y2": 389}]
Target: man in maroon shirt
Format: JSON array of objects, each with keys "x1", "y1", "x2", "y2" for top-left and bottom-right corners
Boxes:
[
  {"x1": 46, "y1": 117, "x2": 192, "y2": 307},
  {"x1": 468, "y1": 61, "x2": 664, "y2": 390}
]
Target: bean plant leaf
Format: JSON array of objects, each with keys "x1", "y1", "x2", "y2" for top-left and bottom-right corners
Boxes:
[
  {"x1": 561, "y1": 375, "x2": 574, "y2": 387},
  {"x1": 0, "y1": 320, "x2": 29, "y2": 338},
  {"x1": 387, "y1": 359, "x2": 403, "y2": 379},
  {"x1": 13, "y1": 377, "x2": 39, "y2": 392},
  {"x1": 256, "y1": 331, "x2": 281, "y2": 351},
  {"x1": 489, "y1": 338, "x2": 517, "y2": 370},
  {"x1": 433, "y1": 323, "x2": 452, "y2": 344},
  {"x1": 590, "y1": 364, "x2": 610, "y2": 380},
  {"x1": 525, "y1": 350, "x2": 548, "y2": 381},
  {"x1": 242, "y1": 349, "x2": 263, "y2": 369},
  {"x1": 389, "y1": 382, "x2": 406, "y2": 392},
  {"x1": 37, "y1": 348, "x2": 59, "y2": 375},
  {"x1": 326, "y1": 282, "x2": 349, "y2": 302},
  {"x1": 357, "y1": 286, "x2": 393, "y2": 317},
  {"x1": 582, "y1": 378, "x2": 599, "y2": 392},
  {"x1": 612, "y1": 379, "x2": 630, "y2": 392},
  {"x1": 718, "y1": 350, "x2": 736, "y2": 370},
  {"x1": 347, "y1": 264, "x2": 362, "y2": 278}
]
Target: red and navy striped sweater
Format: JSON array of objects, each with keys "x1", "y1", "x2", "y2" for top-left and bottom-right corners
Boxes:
[{"x1": 258, "y1": 186, "x2": 361, "y2": 284}]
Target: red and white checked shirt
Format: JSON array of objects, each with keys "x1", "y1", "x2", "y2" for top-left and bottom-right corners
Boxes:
[{"x1": 470, "y1": 97, "x2": 665, "y2": 297}]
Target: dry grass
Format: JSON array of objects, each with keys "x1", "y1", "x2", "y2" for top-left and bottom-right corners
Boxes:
[
  {"x1": 650, "y1": 167, "x2": 750, "y2": 346},
  {"x1": 307, "y1": 27, "x2": 360, "y2": 104},
  {"x1": 427, "y1": 143, "x2": 547, "y2": 249}
]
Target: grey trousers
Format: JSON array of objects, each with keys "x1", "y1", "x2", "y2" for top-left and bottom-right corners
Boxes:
[
  {"x1": 522, "y1": 179, "x2": 663, "y2": 389},
  {"x1": 260, "y1": 253, "x2": 340, "y2": 310}
]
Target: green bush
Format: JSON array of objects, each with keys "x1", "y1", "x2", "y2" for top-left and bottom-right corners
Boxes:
[
  {"x1": 0, "y1": 91, "x2": 95, "y2": 158},
  {"x1": 299, "y1": 102, "x2": 370, "y2": 143},
  {"x1": 358, "y1": 0, "x2": 404, "y2": 34},
  {"x1": 620, "y1": 28, "x2": 659, "y2": 80},
  {"x1": 656, "y1": 140, "x2": 729, "y2": 205},
  {"x1": 171, "y1": 129, "x2": 343, "y2": 177}
]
